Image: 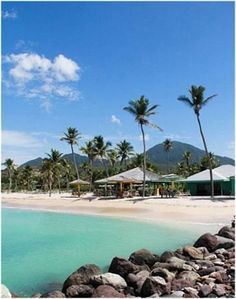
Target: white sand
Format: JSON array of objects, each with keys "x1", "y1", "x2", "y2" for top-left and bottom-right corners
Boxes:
[{"x1": 2, "y1": 192, "x2": 235, "y2": 233}]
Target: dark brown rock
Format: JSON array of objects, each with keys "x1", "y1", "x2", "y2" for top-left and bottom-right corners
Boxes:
[
  {"x1": 62, "y1": 264, "x2": 101, "y2": 293},
  {"x1": 126, "y1": 273, "x2": 139, "y2": 287},
  {"x1": 151, "y1": 267, "x2": 175, "y2": 282},
  {"x1": 129, "y1": 248, "x2": 159, "y2": 267},
  {"x1": 197, "y1": 267, "x2": 216, "y2": 276},
  {"x1": 41, "y1": 291, "x2": 66, "y2": 298},
  {"x1": 218, "y1": 226, "x2": 235, "y2": 240},
  {"x1": 171, "y1": 279, "x2": 193, "y2": 291},
  {"x1": 215, "y1": 235, "x2": 235, "y2": 250},
  {"x1": 177, "y1": 271, "x2": 200, "y2": 283},
  {"x1": 65, "y1": 284, "x2": 94, "y2": 298},
  {"x1": 141, "y1": 277, "x2": 171, "y2": 297},
  {"x1": 194, "y1": 233, "x2": 218, "y2": 252},
  {"x1": 109, "y1": 257, "x2": 138, "y2": 278},
  {"x1": 92, "y1": 285, "x2": 125, "y2": 298},
  {"x1": 160, "y1": 251, "x2": 175, "y2": 263},
  {"x1": 199, "y1": 284, "x2": 212, "y2": 297}
]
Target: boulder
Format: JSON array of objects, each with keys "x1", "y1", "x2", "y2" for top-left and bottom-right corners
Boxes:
[
  {"x1": 183, "y1": 246, "x2": 204, "y2": 260},
  {"x1": 108, "y1": 257, "x2": 138, "y2": 278},
  {"x1": 65, "y1": 284, "x2": 94, "y2": 298},
  {"x1": 215, "y1": 235, "x2": 235, "y2": 250},
  {"x1": 199, "y1": 284, "x2": 212, "y2": 297},
  {"x1": 177, "y1": 271, "x2": 200, "y2": 283},
  {"x1": 218, "y1": 226, "x2": 235, "y2": 240},
  {"x1": 141, "y1": 277, "x2": 170, "y2": 297},
  {"x1": 90, "y1": 273, "x2": 127, "y2": 290},
  {"x1": 129, "y1": 248, "x2": 159, "y2": 267},
  {"x1": 135, "y1": 270, "x2": 150, "y2": 295},
  {"x1": 62, "y1": 264, "x2": 101, "y2": 293},
  {"x1": 151, "y1": 267, "x2": 175, "y2": 282},
  {"x1": 171, "y1": 279, "x2": 193, "y2": 291},
  {"x1": 1, "y1": 285, "x2": 12, "y2": 298},
  {"x1": 160, "y1": 251, "x2": 175, "y2": 263},
  {"x1": 125, "y1": 273, "x2": 139, "y2": 287},
  {"x1": 213, "y1": 284, "x2": 226, "y2": 296},
  {"x1": 197, "y1": 267, "x2": 216, "y2": 276},
  {"x1": 194, "y1": 233, "x2": 218, "y2": 252},
  {"x1": 168, "y1": 291, "x2": 185, "y2": 297},
  {"x1": 183, "y1": 287, "x2": 199, "y2": 297},
  {"x1": 92, "y1": 285, "x2": 125, "y2": 298},
  {"x1": 41, "y1": 291, "x2": 66, "y2": 298},
  {"x1": 204, "y1": 253, "x2": 217, "y2": 261}
]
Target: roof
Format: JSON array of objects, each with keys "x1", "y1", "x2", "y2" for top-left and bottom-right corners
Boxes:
[
  {"x1": 69, "y1": 179, "x2": 90, "y2": 185},
  {"x1": 95, "y1": 167, "x2": 161, "y2": 184},
  {"x1": 182, "y1": 164, "x2": 235, "y2": 183},
  {"x1": 160, "y1": 173, "x2": 184, "y2": 181}
]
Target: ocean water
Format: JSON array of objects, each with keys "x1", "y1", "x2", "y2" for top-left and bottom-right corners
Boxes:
[{"x1": 2, "y1": 208, "x2": 202, "y2": 297}]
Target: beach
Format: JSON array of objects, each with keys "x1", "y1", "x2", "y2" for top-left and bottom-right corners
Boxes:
[{"x1": 2, "y1": 192, "x2": 234, "y2": 232}]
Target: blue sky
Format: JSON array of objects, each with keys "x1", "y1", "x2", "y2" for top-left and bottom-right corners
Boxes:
[{"x1": 2, "y1": 1, "x2": 235, "y2": 165}]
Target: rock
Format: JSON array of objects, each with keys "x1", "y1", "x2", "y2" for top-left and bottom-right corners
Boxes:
[
  {"x1": 1, "y1": 285, "x2": 12, "y2": 298},
  {"x1": 31, "y1": 293, "x2": 42, "y2": 298},
  {"x1": 129, "y1": 248, "x2": 159, "y2": 267},
  {"x1": 177, "y1": 271, "x2": 200, "y2": 283},
  {"x1": 197, "y1": 247, "x2": 210, "y2": 256},
  {"x1": 65, "y1": 285, "x2": 94, "y2": 298},
  {"x1": 213, "y1": 284, "x2": 226, "y2": 296},
  {"x1": 215, "y1": 235, "x2": 235, "y2": 250},
  {"x1": 194, "y1": 233, "x2": 218, "y2": 252},
  {"x1": 186, "y1": 261, "x2": 200, "y2": 271},
  {"x1": 92, "y1": 285, "x2": 125, "y2": 297},
  {"x1": 166, "y1": 257, "x2": 185, "y2": 269},
  {"x1": 10, "y1": 293, "x2": 20, "y2": 298},
  {"x1": 126, "y1": 273, "x2": 138, "y2": 287},
  {"x1": 218, "y1": 226, "x2": 235, "y2": 240},
  {"x1": 183, "y1": 246, "x2": 204, "y2": 260},
  {"x1": 90, "y1": 273, "x2": 127, "y2": 290},
  {"x1": 171, "y1": 279, "x2": 193, "y2": 291},
  {"x1": 214, "y1": 248, "x2": 228, "y2": 255},
  {"x1": 197, "y1": 267, "x2": 216, "y2": 276},
  {"x1": 135, "y1": 270, "x2": 150, "y2": 295},
  {"x1": 151, "y1": 267, "x2": 175, "y2": 282},
  {"x1": 168, "y1": 291, "x2": 185, "y2": 297},
  {"x1": 204, "y1": 254, "x2": 217, "y2": 260},
  {"x1": 108, "y1": 257, "x2": 138, "y2": 278},
  {"x1": 160, "y1": 251, "x2": 175, "y2": 263},
  {"x1": 62, "y1": 264, "x2": 101, "y2": 293},
  {"x1": 141, "y1": 277, "x2": 170, "y2": 297},
  {"x1": 195, "y1": 260, "x2": 214, "y2": 268},
  {"x1": 183, "y1": 287, "x2": 199, "y2": 297},
  {"x1": 41, "y1": 291, "x2": 66, "y2": 298},
  {"x1": 199, "y1": 284, "x2": 212, "y2": 297},
  {"x1": 209, "y1": 271, "x2": 225, "y2": 283}
]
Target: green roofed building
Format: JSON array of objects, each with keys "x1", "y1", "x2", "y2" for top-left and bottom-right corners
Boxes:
[{"x1": 182, "y1": 164, "x2": 235, "y2": 196}]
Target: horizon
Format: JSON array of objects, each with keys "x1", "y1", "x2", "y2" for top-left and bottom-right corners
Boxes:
[{"x1": 2, "y1": 1, "x2": 235, "y2": 165}]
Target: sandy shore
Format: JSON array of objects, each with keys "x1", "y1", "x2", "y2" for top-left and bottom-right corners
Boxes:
[{"x1": 2, "y1": 192, "x2": 235, "y2": 233}]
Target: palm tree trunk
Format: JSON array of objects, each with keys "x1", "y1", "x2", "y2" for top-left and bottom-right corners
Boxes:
[
  {"x1": 89, "y1": 159, "x2": 93, "y2": 192},
  {"x1": 196, "y1": 114, "x2": 214, "y2": 198},
  {"x1": 58, "y1": 177, "x2": 61, "y2": 194},
  {"x1": 167, "y1": 151, "x2": 170, "y2": 174},
  {"x1": 71, "y1": 144, "x2": 79, "y2": 179},
  {"x1": 8, "y1": 170, "x2": 12, "y2": 193},
  {"x1": 140, "y1": 124, "x2": 146, "y2": 197},
  {"x1": 102, "y1": 159, "x2": 109, "y2": 178}
]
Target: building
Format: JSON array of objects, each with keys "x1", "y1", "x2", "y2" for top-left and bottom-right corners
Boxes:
[{"x1": 182, "y1": 164, "x2": 235, "y2": 196}]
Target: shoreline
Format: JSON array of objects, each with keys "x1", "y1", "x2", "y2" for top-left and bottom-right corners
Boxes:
[{"x1": 2, "y1": 192, "x2": 235, "y2": 234}]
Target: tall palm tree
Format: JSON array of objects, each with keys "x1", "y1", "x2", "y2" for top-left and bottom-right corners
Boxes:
[
  {"x1": 2, "y1": 158, "x2": 15, "y2": 193},
  {"x1": 22, "y1": 165, "x2": 34, "y2": 191},
  {"x1": 60, "y1": 127, "x2": 81, "y2": 179},
  {"x1": 46, "y1": 149, "x2": 64, "y2": 194},
  {"x1": 163, "y1": 139, "x2": 173, "y2": 174},
  {"x1": 116, "y1": 140, "x2": 134, "y2": 166},
  {"x1": 93, "y1": 135, "x2": 112, "y2": 177},
  {"x1": 124, "y1": 95, "x2": 161, "y2": 197},
  {"x1": 41, "y1": 159, "x2": 54, "y2": 197},
  {"x1": 107, "y1": 149, "x2": 119, "y2": 168},
  {"x1": 178, "y1": 86, "x2": 217, "y2": 198},
  {"x1": 183, "y1": 151, "x2": 192, "y2": 174},
  {"x1": 80, "y1": 140, "x2": 97, "y2": 191}
]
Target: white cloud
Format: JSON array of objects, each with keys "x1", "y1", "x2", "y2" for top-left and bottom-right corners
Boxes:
[
  {"x1": 2, "y1": 9, "x2": 17, "y2": 19},
  {"x1": 3, "y1": 52, "x2": 81, "y2": 111},
  {"x1": 163, "y1": 133, "x2": 192, "y2": 141},
  {"x1": 111, "y1": 115, "x2": 121, "y2": 125},
  {"x1": 2, "y1": 130, "x2": 44, "y2": 148},
  {"x1": 139, "y1": 134, "x2": 150, "y2": 142}
]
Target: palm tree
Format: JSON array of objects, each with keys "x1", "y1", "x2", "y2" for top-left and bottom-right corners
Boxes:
[
  {"x1": 93, "y1": 135, "x2": 112, "y2": 177},
  {"x1": 60, "y1": 127, "x2": 81, "y2": 179},
  {"x1": 183, "y1": 151, "x2": 192, "y2": 174},
  {"x1": 116, "y1": 140, "x2": 134, "y2": 166},
  {"x1": 163, "y1": 139, "x2": 173, "y2": 174},
  {"x1": 2, "y1": 158, "x2": 15, "y2": 193},
  {"x1": 124, "y1": 95, "x2": 161, "y2": 197},
  {"x1": 200, "y1": 152, "x2": 219, "y2": 171},
  {"x1": 46, "y1": 149, "x2": 64, "y2": 194},
  {"x1": 80, "y1": 140, "x2": 96, "y2": 191},
  {"x1": 178, "y1": 86, "x2": 217, "y2": 198},
  {"x1": 107, "y1": 149, "x2": 119, "y2": 168},
  {"x1": 41, "y1": 159, "x2": 54, "y2": 196},
  {"x1": 22, "y1": 165, "x2": 34, "y2": 191}
]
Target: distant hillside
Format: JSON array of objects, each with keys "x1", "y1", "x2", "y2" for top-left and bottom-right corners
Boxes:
[
  {"x1": 147, "y1": 141, "x2": 235, "y2": 172},
  {"x1": 19, "y1": 141, "x2": 234, "y2": 171}
]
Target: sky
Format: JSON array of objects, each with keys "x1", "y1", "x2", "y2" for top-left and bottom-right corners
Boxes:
[{"x1": 2, "y1": 1, "x2": 235, "y2": 165}]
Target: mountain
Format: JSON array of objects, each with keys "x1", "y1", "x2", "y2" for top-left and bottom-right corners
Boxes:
[
  {"x1": 147, "y1": 141, "x2": 235, "y2": 171},
  {"x1": 19, "y1": 141, "x2": 234, "y2": 171}
]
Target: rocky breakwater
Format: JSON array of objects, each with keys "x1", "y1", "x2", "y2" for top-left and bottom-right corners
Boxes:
[{"x1": 2, "y1": 224, "x2": 235, "y2": 298}]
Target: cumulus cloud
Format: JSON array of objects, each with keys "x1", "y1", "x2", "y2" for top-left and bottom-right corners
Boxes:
[
  {"x1": 2, "y1": 130, "x2": 44, "y2": 148},
  {"x1": 3, "y1": 52, "x2": 81, "y2": 111},
  {"x1": 2, "y1": 9, "x2": 17, "y2": 19},
  {"x1": 111, "y1": 115, "x2": 121, "y2": 125}
]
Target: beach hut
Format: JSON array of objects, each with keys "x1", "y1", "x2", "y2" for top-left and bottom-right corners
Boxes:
[
  {"x1": 69, "y1": 178, "x2": 90, "y2": 196},
  {"x1": 181, "y1": 164, "x2": 235, "y2": 196}
]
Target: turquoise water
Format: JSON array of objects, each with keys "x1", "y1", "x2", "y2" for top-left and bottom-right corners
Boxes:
[{"x1": 2, "y1": 208, "x2": 201, "y2": 297}]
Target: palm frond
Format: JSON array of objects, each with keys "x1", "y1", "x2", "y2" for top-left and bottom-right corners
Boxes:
[
  {"x1": 148, "y1": 122, "x2": 163, "y2": 131},
  {"x1": 201, "y1": 94, "x2": 217, "y2": 106},
  {"x1": 177, "y1": 96, "x2": 193, "y2": 108}
]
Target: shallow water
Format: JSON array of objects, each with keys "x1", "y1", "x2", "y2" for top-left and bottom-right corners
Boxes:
[{"x1": 2, "y1": 208, "x2": 203, "y2": 297}]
